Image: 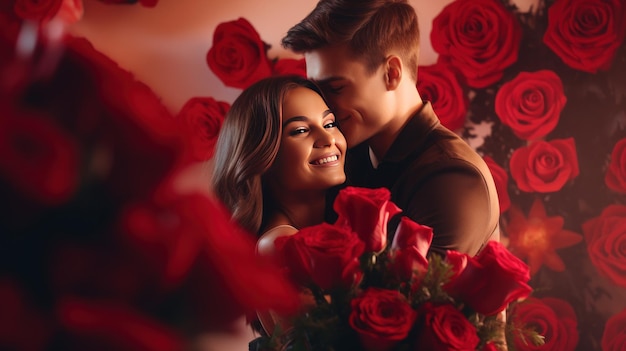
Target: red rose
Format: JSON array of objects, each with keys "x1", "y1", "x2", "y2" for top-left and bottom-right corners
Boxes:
[
  {"x1": 444, "y1": 241, "x2": 532, "y2": 316},
  {"x1": 582, "y1": 205, "x2": 626, "y2": 288},
  {"x1": 13, "y1": 0, "x2": 63, "y2": 22},
  {"x1": 272, "y1": 58, "x2": 306, "y2": 77},
  {"x1": 431, "y1": 0, "x2": 522, "y2": 88},
  {"x1": 602, "y1": 308, "x2": 626, "y2": 351},
  {"x1": 543, "y1": 0, "x2": 626, "y2": 73},
  {"x1": 0, "y1": 110, "x2": 79, "y2": 205},
  {"x1": 483, "y1": 156, "x2": 510, "y2": 213},
  {"x1": 444, "y1": 249, "x2": 467, "y2": 280},
  {"x1": 177, "y1": 97, "x2": 229, "y2": 161},
  {"x1": 275, "y1": 222, "x2": 365, "y2": 290},
  {"x1": 206, "y1": 18, "x2": 272, "y2": 90},
  {"x1": 495, "y1": 70, "x2": 566, "y2": 141},
  {"x1": 417, "y1": 63, "x2": 468, "y2": 131},
  {"x1": 349, "y1": 288, "x2": 417, "y2": 351},
  {"x1": 415, "y1": 302, "x2": 479, "y2": 350},
  {"x1": 333, "y1": 187, "x2": 402, "y2": 253},
  {"x1": 417, "y1": 63, "x2": 469, "y2": 130},
  {"x1": 605, "y1": 138, "x2": 626, "y2": 194},
  {"x1": 509, "y1": 138, "x2": 579, "y2": 193},
  {"x1": 57, "y1": 298, "x2": 184, "y2": 351},
  {"x1": 509, "y1": 297, "x2": 578, "y2": 351},
  {"x1": 389, "y1": 216, "x2": 433, "y2": 282}
]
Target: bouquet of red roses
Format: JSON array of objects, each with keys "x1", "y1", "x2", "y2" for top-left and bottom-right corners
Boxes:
[{"x1": 252, "y1": 187, "x2": 544, "y2": 351}]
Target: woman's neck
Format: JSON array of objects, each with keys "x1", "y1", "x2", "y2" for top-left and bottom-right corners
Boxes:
[{"x1": 266, "y1": 190, "x2": 327, "y2": 230}]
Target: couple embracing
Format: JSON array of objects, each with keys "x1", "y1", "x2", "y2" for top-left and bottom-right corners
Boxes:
[{"x1": 211, "y1": 0, "x2": 500, "y2": 346}]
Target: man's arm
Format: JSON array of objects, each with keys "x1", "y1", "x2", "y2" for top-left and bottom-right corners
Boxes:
[{"x1": 401, "y1": 167, "x2": 498, "y2": 256}]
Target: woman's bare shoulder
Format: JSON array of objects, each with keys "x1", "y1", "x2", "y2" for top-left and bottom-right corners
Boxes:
[{"x1": 256, "y1": 224, "x2": 298, "y2": 257}]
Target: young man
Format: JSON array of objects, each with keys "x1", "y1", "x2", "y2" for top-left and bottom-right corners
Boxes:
[{"x1": 282, "y1": 0, "x2": 500, "y2": 256}]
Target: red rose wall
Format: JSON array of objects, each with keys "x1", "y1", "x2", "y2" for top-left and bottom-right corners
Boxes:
[{"x1": 1, "y1": 0, "x2": 625, "y2": 350}]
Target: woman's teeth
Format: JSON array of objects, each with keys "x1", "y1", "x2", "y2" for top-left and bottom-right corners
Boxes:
[{"x1": 313, "y1": 155, "x2": 338, "y2": 165}]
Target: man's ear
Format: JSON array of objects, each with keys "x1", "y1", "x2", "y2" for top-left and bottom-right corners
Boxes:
[{"x1": 384, "y1": 55, "x2": 402, "y2": 90}]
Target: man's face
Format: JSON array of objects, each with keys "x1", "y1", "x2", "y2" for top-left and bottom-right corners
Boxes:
[{"x1": 305, "y1": 46, "x2": 394, "y2": 148}]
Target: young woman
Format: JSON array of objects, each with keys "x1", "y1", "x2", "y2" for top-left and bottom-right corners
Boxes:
[
  {"x1": 211, "y1": 75, "x2": 346, "y2": 338},
  {"x1": 211, "y1": 75, "x2": 347, "y2": 254}
]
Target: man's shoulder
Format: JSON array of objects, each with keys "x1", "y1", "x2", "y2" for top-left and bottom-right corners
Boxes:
[{"x1": 405, "y1": 126, "x2": 486, "y2": 173}]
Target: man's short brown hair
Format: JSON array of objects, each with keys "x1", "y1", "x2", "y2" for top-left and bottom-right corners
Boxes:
[{"x1": 282, "y1": 0, "x2": 420, "y2": 81}]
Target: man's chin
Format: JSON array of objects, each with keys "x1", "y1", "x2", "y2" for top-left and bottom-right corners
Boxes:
[{"x1": 345, "y1": 134, "x2": 367, "y2": 149}]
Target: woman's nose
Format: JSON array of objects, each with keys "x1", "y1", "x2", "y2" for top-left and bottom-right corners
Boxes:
[{"x1": 313, "y1": 129, "x2": 335, "y2": 148}]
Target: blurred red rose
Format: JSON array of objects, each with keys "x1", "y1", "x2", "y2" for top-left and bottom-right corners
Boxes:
[
  {"x1": 605, "y1": 138, "x2": 626, "y2": 194},
  {"x1": 431, "y1": 0, "x2": 521, "y2": 88},
  {"x1": 49, "y1": 245, "x2": 149, "y2": 302},
  {"x1": 58, "y1": 298, "x2": 184, "y2": 351},
  {"x1": 12, "y1": 0, "x2": 82, "y2": 26},
  {"x1": 0, "y1": 109, "x2": 79, "y2": 205},
  {"x1": 119, "y1": 193, "x2": 210, "y2": 292},
  {"x1": 138, "y1": 0, "x2": 157, "y2": 6},
  {"x1": 206, "y1": 18, "x2": 272, "y2": 89},
  {"x1": 13, "y1": 0, "x2": 62, "y2": 22},
  {"x1": 55, "y1": 0, "x2": 83, "y2": 24},
  {"x1": 176, "y1": 97, "x2": 229, "y2": 161},
  {"x1": 0, "y1": 280, "x2": 52, "y2": 351},
  {"x1": 582, "y1": 204, "x2": 626, "y2": 288},
  {"x1": 389, "y1": 216, "x2": 433, "y2": 282},
  {"x1": 415, "y1": 302, "x2": 479, "y2": 350},
  {"x1": 349, "y1": 288, "x2": 417, "y2": 351},
  {"x1": 444, "y1": 241, "x2": 532, "y2": 316},
  {"x1": 417, "y1": 63, "x2": 468, "y2": 131},
  {"x1": 602, "y1": 308, "x2": 626, "y2": 351},
  {"x1": 275, "y1": 222, "x2": 365, "y2": 290},
  {"x1": 509, "y1": 138, "x2": 579, "y2": 193},
  {"x1": 483, "y1": 156, "x2": 510, "y2": 213},
  {"x1": 125, "y1": 81, "x2": 180, "y2": 141},
  {"x1": 97, "y1": 0, "x2": 158, "y2": 7},
  {"x1": 272, "y1": 58, "x2": 306, "y2": 77},
  {"x1": 333, "y1": 186, "x2": 401, "y2": 253},
  {"x1": 482, "y1": 342, "x2": 499, "y2": 351},
  {"x1": 495, "y1": 70, "x2": 566, "y2": 141},
  {"x1": 195, "y1": 196, "x2": 301, "y2": 318},
  {"x1": 509, "y1": 297, "x2": 578, "y2": 351},
  {"x1": 543, "y1": 0, "x2": 626, "y2": 73},
  {"x1": 62, "y1": 37, "x2": 185, "y2": 202}
]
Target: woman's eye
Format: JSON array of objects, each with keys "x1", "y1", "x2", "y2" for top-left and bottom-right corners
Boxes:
[
  {"x1": 324, "y1": 121, "x2": 338, "y2": 128},
  {"x1": 289, "y1": 127, "x2": 308, "y2": 136}
]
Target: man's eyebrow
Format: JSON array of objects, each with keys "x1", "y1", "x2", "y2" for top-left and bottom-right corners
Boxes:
[
  {"x1": 282, "y1": 110, "x2": 333, "y2": 127},
  {"x1": 314, "y1": 77, "x2": 344, "y2": 85}
]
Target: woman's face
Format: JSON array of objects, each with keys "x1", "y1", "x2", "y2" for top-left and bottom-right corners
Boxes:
[{"x1": 269, "y1": 86, "x2": 346, "y2": 191}]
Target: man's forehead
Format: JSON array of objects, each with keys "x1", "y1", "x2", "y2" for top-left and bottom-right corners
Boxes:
[{"x1": 304, "y1": 47, "x2": 356, "y2": 81}]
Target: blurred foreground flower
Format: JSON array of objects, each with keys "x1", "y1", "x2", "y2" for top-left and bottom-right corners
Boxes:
[{"x1": 0, "y1": 16, "x2": 298, "y2": 351}]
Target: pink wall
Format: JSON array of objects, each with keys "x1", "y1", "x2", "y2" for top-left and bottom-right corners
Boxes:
[{"x1": 70, "y1": 0, "x2": 537, "y2": 112}]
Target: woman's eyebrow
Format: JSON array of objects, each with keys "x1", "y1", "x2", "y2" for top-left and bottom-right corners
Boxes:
[
  {"x1": 283, "y1": 110, "x2": 333, "y2": 127},
  {"x1": 283, "y1": 115, "x2": 307, "y2": 127}
]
